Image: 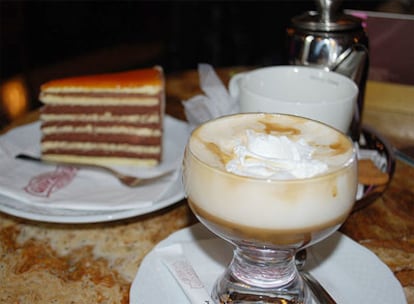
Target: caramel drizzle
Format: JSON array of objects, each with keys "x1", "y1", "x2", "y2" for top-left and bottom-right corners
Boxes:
[
  {"x1": 329, "y1": 139, "x2": 350, "y2": 155},
  {"x1": 204, "y1": 142, "x2": 232, "y2": 165},
  {"x1": 259, "y1": 118, "x2": 301, "y2": 135}
]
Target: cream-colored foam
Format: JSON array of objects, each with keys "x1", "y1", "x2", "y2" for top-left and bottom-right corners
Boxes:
[
  {"x1": 183, "y1": 113, "x2": 357, "y2": 230},
  {"x1": 40, "y1": 95, "x2": 160, "y2": 106},
  {"x1": 42, "y1": 125, "x2": 161, "y2": 137},
  {"x1": 41, "y1": 113, "x2": 160, "y2": 124}
]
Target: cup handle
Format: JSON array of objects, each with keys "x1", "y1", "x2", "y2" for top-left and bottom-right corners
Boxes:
[{"x1": 228, "y1": 72, "x2": 246, "y2": 99}]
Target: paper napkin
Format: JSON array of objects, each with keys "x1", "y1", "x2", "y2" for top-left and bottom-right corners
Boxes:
[{"x1": 182, "y1": 63, "x2": 239, "y2": 129}]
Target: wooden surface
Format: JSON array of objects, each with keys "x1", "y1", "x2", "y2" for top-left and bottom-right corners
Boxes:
[{"x1": 0, "y1": 68, "x2": 413, "y2": 303}]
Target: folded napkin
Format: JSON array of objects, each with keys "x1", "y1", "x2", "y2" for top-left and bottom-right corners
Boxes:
[
  {"x1": 0, "y1": 116, "x2": 188, "y2": 211},
  {"x1": 182, "y1": 63, "x2": 239, "y2": 129}
]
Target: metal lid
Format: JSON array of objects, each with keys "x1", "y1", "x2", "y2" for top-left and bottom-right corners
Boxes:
[
  {"x1": 291, "y1": 10, "x2": 363, "y2": 32},
  {"x1": 291, "y1": 0, "x2": 362, "y2": 32}
]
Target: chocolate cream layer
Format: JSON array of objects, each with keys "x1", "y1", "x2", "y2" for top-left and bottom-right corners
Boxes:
[
  {"x1": 41, "y1": 120, "x2": 161, "y2": 129},
  {"x1": 42, "y1": 150, "x2": 161, "y2": 160},
  {"x1": 42, "y1": 133, "x2": 161, "y2": 145},
  {"x1": 41, "y1": 104, "x2": 162, "y2": 115}
]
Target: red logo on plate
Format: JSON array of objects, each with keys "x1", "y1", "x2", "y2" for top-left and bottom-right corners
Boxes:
[{"x1": 24, "y1": 166, "x2": 78, "y2": 197}]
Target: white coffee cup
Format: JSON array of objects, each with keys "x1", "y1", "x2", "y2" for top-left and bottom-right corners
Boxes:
[{"x1": 229, "y1": 66, "x2": 358, "y2": 133}]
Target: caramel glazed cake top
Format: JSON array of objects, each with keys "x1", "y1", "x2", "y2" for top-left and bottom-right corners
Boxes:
[{"x1": 39, "y1": 67, "x2": 165, "y2": 167}]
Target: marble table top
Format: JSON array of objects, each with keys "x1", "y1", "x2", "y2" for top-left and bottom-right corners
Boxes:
[{"x1": 1, "y1": 67, "x2": 413, "y2": 303}]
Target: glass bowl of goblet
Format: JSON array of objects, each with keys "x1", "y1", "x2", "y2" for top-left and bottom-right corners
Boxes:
[{"x1": 183, "y1": 113, "x2": 358, "y2": 304}]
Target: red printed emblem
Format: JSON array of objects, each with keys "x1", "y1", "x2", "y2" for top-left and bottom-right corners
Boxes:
[{"x1": 24, "y1": 166, "x2": 78, "y2": 198}]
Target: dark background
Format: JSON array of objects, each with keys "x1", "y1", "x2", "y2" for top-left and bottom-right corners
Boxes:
[
  {"x1": 1, "y1": 1, "x2": 388, "y2": 78},
  {"x1": 1, "y1": 0, "x2": 412, "y2": 126}
]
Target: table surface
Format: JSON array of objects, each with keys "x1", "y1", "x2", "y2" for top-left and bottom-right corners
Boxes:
[{"x1": 1, "y1": 67, "x2": 413, "y2": 303}]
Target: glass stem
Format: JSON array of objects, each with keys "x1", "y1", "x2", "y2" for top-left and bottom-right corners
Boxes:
[{"x1": 231, "y1": 246, "x2": 298, "y2": 288}]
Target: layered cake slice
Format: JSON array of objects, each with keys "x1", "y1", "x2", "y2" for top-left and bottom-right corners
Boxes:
[{"x1": 39, "y1": 67, "x2": 165, "y2": 167}]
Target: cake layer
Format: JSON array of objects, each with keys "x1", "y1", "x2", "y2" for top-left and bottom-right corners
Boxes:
[
  {"x1": 40, "y1": 95, "x2": 161, "y2": 106},
  {"x1": 42, "y1": 145, "x2": 160, "y2": 157},
  {"x1": 41, "y1": 113, "x2": 161, "y2": 124},
  {"x1": 40, "y1": 67, "x2": 163, "y2": 94},
  {"x1": 42, "y1": 154, "x2": 160, "y2": 167},
  {"x1": 42, "y1": 143, "x2": 161, "y2": 165},
  {"x1": 41, "y1": 92, "x2": 162, "y2": 98},
  {"x1": 41, "y1": 124, "x2": 161, "y2": 138},
  {"x1": 41, "y1": 105, "x2": 161, "y2": 115},
  {"x1": 42, "y1": 133, "x2": 161, "y2": 144},
  {"x1": 38, "y1": 67, "x2": 165, "y2": 167},
  {"x1": 41, "y1": 120, "x2": 160, "y2": 129}
]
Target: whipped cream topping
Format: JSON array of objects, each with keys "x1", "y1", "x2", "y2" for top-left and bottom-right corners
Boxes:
[{"x1": 225, "y1": 130, "x2": 328, "y2": 179}]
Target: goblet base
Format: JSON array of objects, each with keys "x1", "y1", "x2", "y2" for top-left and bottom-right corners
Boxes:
[
  {"x1": 211, "y1": 247, "x2": 312, "y2": 304},
  {"x1": 212, "y1": 272, "x2": 312, "y2": 304}
]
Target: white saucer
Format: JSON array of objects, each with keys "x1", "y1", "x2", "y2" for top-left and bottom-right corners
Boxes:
[{"x1": 130, "y1": 223, "x2": 407, "y2": 304}]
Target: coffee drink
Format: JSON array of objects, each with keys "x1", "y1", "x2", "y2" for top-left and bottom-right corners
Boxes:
[{"x1": 183, "y1": 113, "x2": 357, "y2": 246}]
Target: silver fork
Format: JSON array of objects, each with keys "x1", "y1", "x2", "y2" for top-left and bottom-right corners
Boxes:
[{"x1": 15, "y1": 153, "x2": 175, "y2": 187}]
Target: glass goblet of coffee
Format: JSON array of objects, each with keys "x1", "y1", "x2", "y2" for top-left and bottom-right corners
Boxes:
[{"x1": 183, "y1": 113, "x2": 358, "y2": 304}]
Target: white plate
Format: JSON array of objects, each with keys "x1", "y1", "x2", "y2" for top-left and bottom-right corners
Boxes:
[
  {"x1": 130, "y1": 223, "x2": 407, "y2": 304},
  {"x1": 0, "y1": 115, "x2": 188, "y2": 223},
  {"x1": 0, "y1": 173, "x2": 184, "y2": 223}
]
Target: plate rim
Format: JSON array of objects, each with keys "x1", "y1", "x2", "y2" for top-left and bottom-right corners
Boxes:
[{"x1": 0, "y1": 175, "x2": 185, "y2": 223}]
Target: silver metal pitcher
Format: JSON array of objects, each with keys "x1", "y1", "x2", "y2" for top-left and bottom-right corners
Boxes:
[{"x1": 286, "y1": 0, "x2": 369, "y2": 141}]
